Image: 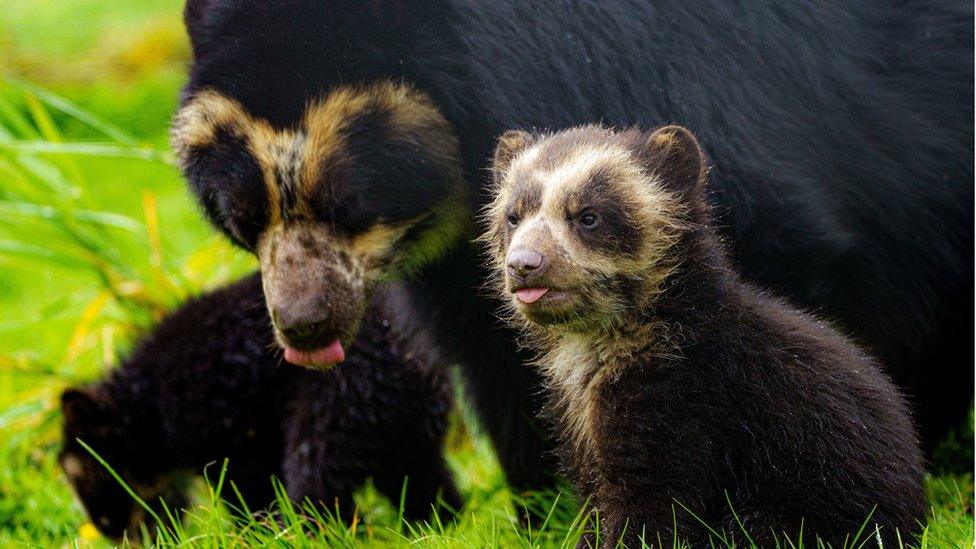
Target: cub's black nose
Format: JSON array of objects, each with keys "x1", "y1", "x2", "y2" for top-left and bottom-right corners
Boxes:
[{"x1": 507, "y1": 249, "x2": 545, "y2": 279}]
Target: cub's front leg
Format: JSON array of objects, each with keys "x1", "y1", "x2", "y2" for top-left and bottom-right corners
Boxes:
[
  {"x1": 583, "y1": 367, "x2": 718, "y2": 547},
  {"x1": 585, "y1": 490, "x2": 688, "y2": 548}
]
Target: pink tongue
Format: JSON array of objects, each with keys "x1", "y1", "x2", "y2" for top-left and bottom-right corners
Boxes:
[
  {"x1": 284, "y1": 339, "x2": 346, "y2": 368},
  {"x1": 515, "y1": 287, "x2": 549, "y2": 304}
]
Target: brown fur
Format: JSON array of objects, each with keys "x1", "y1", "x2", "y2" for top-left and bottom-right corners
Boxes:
[
  {"x1": 482, "y1": 126, "x2": 688, "y2": 334},
  {"x1": 484, "y1": 125, "x2": 926, "y2": 547},
  {"x1": 173, "y1": 82, "x2": 457, "y2": 224}
]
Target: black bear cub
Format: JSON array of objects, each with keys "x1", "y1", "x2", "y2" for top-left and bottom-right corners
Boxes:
[
  {"x1": 59, "y1": 273, "x2": 459, "y2": 541},
  {"x1": 484, "y1": 125, "x2": 926, "y2": 547}
]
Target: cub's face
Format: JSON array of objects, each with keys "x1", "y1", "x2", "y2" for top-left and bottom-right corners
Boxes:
[
  {"x1": 485, "y1": 126, "x2": 705, "y2": 332},
  {"x1": 59, "y1": 388, "x2": 169, "y2": 541},
  {"x1": 59, "y1": 448, "x2": 139, "y2": 541},
  {"x1": 172, "y1": 82, "x2": 467, "y2": 367}
]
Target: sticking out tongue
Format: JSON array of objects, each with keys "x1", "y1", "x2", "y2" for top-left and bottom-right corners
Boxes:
[
  {"x1": 283, "y1": 339, "x2": 346, "y2": 368},
  {"x1": 515, "y1": 287, "x2": 549, "y2": 304}
]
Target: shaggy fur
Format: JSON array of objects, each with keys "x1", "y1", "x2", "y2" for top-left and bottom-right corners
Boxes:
[
  {"x1": 59, "y1": 273, "x2": 459, "y2": 541},
  {"x1": 485, "y1": 125, "x2": 926, "y2": 547},
  {"x1": 172, "y1": 81, "x2": 469, "y2": 361},
  {"x1": 177, "y1": 0, "x2": 972, "y2": 490}
]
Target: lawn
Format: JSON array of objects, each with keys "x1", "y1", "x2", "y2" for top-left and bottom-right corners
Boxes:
[{"x1": 0, "y1": 2, "x2": 971, "y2": 547}]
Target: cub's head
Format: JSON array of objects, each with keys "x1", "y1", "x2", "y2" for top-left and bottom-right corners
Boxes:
[
  {"x1": 484, "y1": 125, "x2": 707, "y2": 333},
  {"x1": 59, "y1": 387, "x2": 172, "y2": 541},
  {"x1": 173, "y1": 1, "x2": 469, "y2": 367}
]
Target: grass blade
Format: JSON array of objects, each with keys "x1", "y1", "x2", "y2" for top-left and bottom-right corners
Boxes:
[
  {"x1": 75, "y1": 438, "x2": 166, "y2": 529},
  {"x1": 3, "y1": 77, "x2": 140, "y2": 146},
  {"x1": 0, "y1": 199, "x2": 143, "y2": 232},
  {"x1": 0, "y1": 140, "x2": 172, "y2": 163}
]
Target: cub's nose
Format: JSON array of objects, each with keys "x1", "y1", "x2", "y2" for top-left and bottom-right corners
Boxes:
[{"x1": 507, "y1": 249, "x2": 545, "y2": 279}]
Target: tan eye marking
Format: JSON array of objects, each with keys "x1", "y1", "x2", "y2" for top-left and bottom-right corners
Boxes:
[
  {"x1": 61, "y1": 454, "x2": 84, "y2": 479},
  {"x1": 174, "y1": 82, "x2": 458, "y2": 226}
]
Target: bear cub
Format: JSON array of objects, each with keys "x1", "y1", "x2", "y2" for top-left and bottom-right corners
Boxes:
[
  {"x1": 60, "y1": 273, "x2": 459, "y2": 541},
  {"x1": 484, "y1": 125, "x2": 925, "y2": 547}
]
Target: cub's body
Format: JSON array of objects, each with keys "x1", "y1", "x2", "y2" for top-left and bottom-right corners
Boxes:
[
  {"x1": 486, "y1": 126, "x2": 925, "y2": 546},
  {"x1": 60, "y1": 274, "x2": 458, "y2": 540},
  {"x1": 550, "y1": 278, "x2": 925, "y2": 546}
]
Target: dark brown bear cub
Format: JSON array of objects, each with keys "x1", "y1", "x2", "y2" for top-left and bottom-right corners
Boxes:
[
  {"x1": 484, "y1": 125, "x2": 926, "y2": 547},
  {"x1": 59, "y1": 273, "x2": 459, "y2": 541}
]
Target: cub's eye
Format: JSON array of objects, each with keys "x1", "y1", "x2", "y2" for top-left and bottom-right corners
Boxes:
[
  {"x1": 506, "y1": 214, "x2": 520, "y2": 228},
  {"x1": 579, "y1": 211, "x2": 599, "y2": 229}
]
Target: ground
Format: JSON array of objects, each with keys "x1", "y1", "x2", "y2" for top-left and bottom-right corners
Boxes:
[{"x1": 0, "y1": 2, "x2": 970, "y2": 546}]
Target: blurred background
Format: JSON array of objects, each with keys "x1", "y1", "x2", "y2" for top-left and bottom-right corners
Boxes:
[
  {"x1": 0, "y1": 1, "x2": 257, "y2": 543},
  {"x1": 0, "y1": 1, "x2": 970, "y2": 547}
]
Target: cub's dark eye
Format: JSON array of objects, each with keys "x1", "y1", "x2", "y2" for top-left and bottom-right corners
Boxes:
[
  {"x1": 506, "y1": 214, "x2": 520, "y2": 228},
  {"x1": 579, "y1": 211, "x2": 599, "y2": 229}
]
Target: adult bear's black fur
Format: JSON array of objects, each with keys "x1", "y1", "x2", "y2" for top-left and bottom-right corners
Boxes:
[
  {"x1": 177, "y1": 0, "x2": 973, "y2": 491},
  {"x1": 60, "y1": 273, "x2": 459, "y2": 540}
]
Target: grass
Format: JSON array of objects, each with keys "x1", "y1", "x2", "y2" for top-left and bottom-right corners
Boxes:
[{"x1": 0, "y1": 3, "x2": 972, "y2": 547}]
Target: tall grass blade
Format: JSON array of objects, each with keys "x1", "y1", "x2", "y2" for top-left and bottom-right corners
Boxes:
[
  {"x1": 0, "y1": 200, "x2": 143, "y2": 232},
  {"x1": 3, "y1": 77, "x2": 140, "y2": 146},
  {"x1": 75, "y1": 438, "x2": 167, "y2": 529},
  {"x1": 0, "y1": 140, "x2": 172, "y2": 163}
]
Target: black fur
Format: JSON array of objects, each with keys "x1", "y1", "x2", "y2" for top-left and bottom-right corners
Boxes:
[
  {"x1": 180, "y1": 127, "x2": 270, "y2": 249},
  {"x1": 180, "y1": 0, "x2": 973, "y2": 491},
  {"x1": 60, "y1": 273, "x2": 459, "y2": 540}
]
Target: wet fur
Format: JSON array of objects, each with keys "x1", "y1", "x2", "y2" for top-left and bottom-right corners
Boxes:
[
  {"x1": 179, "y1": 0, "x2": 972, "y2": 491},
  {"x1": 486, "y1": 125, "x2": 926, "y2": 547},
  {"x1": 60, "y1": 274, "x2": 460, "y2": 540}
]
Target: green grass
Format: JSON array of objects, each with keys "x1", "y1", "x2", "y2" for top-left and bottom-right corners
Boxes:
[{"x1": 0, "y1": 3, "x2": 972, "y2": 548}]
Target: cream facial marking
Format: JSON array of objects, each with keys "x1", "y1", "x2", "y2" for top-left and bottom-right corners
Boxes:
[
  {"x1": 172, "y1": 81, "x2": 455, "y2": 226},
  {"x1": 486, "y1": 126, "x2": 694, "y2": 338},
  {"x1": 507, "y1": 144, "x2": 649, "y2": 276},
  {"x1": 171, "y1": 88, "x2": 293, "y2": 223},
  {"x1": 61, "y1": 454, "x2": 83, "y2": 480}
]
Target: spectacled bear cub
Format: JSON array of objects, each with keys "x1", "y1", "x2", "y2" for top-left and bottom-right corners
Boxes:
[
  {"x1": 174, "y1": 0, "x2": 971, "y2": 492},
  {"x1": 59, "y1": 273, "x2": 459, "y2": 541},
  {"x1": 484, "y1": 125, "x2": 926, "y2": 547}
]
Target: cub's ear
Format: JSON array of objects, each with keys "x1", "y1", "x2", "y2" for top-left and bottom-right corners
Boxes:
[
  {"x1": 61, "y1": 387, "x2": 111, "y2": 426},
  {"x1": 644, "y1": 125, "x2": 706, "y2": 198},
  {"x1": 493, "y1": 130, "x2": 535, "y2": 178}
]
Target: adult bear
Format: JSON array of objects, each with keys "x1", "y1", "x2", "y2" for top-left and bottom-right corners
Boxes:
[{"x1": 173, "y1": 0, "x2": 973, "y2": 491}]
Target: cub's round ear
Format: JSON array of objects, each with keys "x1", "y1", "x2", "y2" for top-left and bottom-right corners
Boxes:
[
  {"x1": 61, "y1": 387, "x2": 109, "y2": 426},
  {"x1": 644, "y1": 125, "x2": 706, "y2": 198},
  {"x1": 493, "y1": 130, "x2": 535, "y2": 178}
]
